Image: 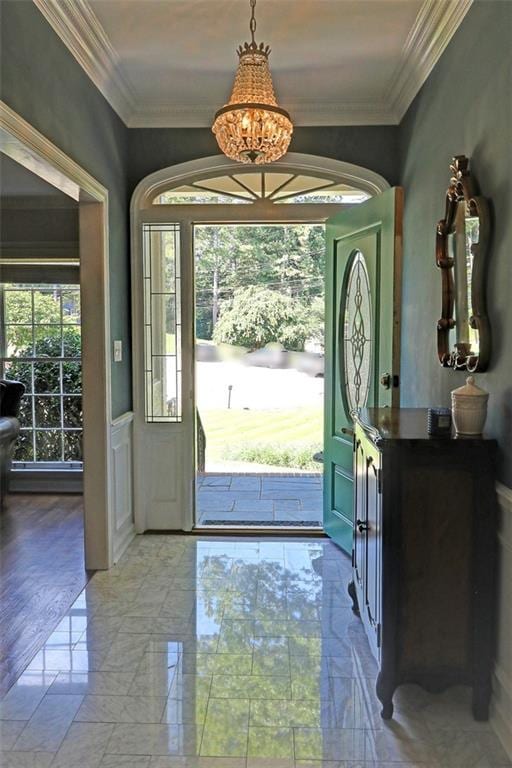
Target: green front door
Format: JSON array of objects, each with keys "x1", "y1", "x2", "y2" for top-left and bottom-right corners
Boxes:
[{"x1": 323, "y1": 188, "x2": 403, "y2": 553}]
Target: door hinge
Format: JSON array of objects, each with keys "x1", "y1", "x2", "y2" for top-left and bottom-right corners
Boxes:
[
  {"x1": 377, "y1": 468, "x2": 382, "y2": 494},
  {"x1": 377, "y1": 623, "x2": 381, "y2": 647}
]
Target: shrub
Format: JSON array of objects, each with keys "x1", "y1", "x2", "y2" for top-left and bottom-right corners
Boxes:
[
  {"x1": 4, "y1": 286, "x2": 82, "y2": 462},
  {"x1": 213, "y1": 286, "x2": 311, "y2": 351},
  {"x1": 223, "y1": 441, "x2": 322, "y2": 471}
]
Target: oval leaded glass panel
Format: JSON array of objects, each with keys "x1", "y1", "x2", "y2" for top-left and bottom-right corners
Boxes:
[{"x1": 341, "y1": 250, "x2": 372, "y2": 416}]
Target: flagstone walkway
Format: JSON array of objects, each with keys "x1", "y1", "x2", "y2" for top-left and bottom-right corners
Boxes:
[{"x1": 196, "y1": 473, "x2": 323, "y2": 527}]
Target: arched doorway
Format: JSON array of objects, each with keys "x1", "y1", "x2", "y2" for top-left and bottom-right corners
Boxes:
[{"x1": 131, "y1": 154, "x2": 390, "y2": 533}]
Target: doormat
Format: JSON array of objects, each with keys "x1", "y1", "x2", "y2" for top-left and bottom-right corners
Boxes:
[{"x1": 202, "y1": 519, "x2": 322, "y2": 527}]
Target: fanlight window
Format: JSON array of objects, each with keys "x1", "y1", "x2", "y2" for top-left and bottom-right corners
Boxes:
[{"x1": 154, "y1": 172, "x2": 370, "y2": 205}]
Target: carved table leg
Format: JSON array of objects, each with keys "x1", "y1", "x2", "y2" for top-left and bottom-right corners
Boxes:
[
  {"x1": 348, "y1": 580, "x2": 359, "y2": 616},
  {"x1": 376, "y1": 672, "x2": 394, "y2": 720}
]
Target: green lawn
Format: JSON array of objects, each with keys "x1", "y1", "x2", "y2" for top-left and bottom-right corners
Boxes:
[{"x1": 200, "y1": 405, "x2": 323, "y2": 468}]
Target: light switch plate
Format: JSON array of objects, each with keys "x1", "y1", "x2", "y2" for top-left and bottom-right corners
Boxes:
[{"x1": 113, "y1": 340, "x2": 123, "y2": 362}]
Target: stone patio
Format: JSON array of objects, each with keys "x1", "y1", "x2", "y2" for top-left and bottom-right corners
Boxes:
[{"x1": 196, "y1": 473, "x2": 323, "y2": 527}]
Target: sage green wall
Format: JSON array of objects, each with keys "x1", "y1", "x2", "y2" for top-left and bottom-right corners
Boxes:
[
  {"x1": 127, "y1": 126, "x2": 400, "y2": 194},
  {"x1": 399, "y1": 0, "x2": 512, "y2": 485},
  {"x1": 0, "y1": 0, "x2": 131, "y2": 418}
]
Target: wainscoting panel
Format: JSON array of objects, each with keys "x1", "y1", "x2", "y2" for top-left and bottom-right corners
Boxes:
[
  {"x1": 110, "y1": 412, "x2": 135, "y2": 563},
  {"x1": 491, "y1": 482, "x2": 512, "y2": 759},
  {"x1": 141, "y1": 429, "x2": 181, "y2": 530}
]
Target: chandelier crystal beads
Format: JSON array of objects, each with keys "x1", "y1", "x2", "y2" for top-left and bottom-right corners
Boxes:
[{"x1": 212, "y1": 0, "x2": 293, "y2": 164}]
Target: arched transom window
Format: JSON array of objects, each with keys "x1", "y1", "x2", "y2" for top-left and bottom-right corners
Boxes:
[{"x1": 154, "y1": 171, "x2": 370, "y2": 205}]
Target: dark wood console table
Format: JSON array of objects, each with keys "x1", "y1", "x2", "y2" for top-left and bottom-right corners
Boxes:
[{"x1": 348, "y1": 408, "x2": 497, "y2": 720}]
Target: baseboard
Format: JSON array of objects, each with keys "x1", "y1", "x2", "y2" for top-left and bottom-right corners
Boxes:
[
  {"x1": 9, "y1": 469, "x2": 83, "y2": 493},
  {"x1": 491, "y1": 481, "x2": 512, "y2": 760}
]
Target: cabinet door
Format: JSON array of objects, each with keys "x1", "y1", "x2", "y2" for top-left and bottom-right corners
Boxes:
[
  {"x1": 353, "y1": 435, "x2": 366, "y2": 592},
  {"x1": 366, "y1": 446, "x2": 382, "y2": 644}
]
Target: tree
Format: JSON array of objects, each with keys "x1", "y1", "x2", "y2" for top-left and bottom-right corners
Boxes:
[
  {"x1": 303, "y1": 296, "x2": 325, "y2": 351},
  {"x1": 4, "y1": 286, "x2": 80, "y2": 357},
  {"x1": 212, "y1": 285, "x2": 310, "y2": 351},
  {"x1": 194, "y1": 224, "x2": 325, "y2": 340}
]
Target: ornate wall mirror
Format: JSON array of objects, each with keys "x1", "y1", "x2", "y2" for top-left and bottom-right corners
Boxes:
[{"x1": 436, "y1": 155, "x2": 491, "y2": 371}]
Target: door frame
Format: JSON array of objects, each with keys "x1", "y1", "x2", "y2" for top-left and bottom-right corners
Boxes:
[
  {"x1": 0, "y1": 101, "x2": 114, "y2": 569},
  {"x1": 130, "y1": 153, "x2": 390, "y2": 532}
]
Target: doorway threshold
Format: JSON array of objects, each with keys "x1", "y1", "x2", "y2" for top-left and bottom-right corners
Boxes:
[
  {"x1": 201, "y1": 519, "x2": 322, "y2": 528},
  {"x1": 197, "y1": 472, "x2": 323, "y2": 528},
  {"x1": 193, "y1": 525, "x2": 326, "y2": 537}
]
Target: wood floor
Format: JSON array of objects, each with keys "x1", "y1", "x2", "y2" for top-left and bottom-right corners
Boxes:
[{"x1": 0, "y1": 493, "x2": 90, "y2": 696}]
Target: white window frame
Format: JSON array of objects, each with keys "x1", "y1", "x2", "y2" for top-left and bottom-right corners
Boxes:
[{"x1": 1, "y1": 282, "x2": 83, "y2": 466}]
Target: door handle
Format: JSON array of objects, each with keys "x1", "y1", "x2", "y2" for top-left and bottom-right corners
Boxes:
[
  {"x1": 380, "y1": 373, "x2": 399, "y2": 389},
  {"x1": 356, "y1": 519, "x2": 370, "y2": 533},
  {"x1": 341, "y1": 427, "x2": 354, "y2": 437}
]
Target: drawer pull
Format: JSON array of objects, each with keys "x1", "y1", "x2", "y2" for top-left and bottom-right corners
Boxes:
[{"x1": 357, "y1": 519, "x2": 370, "y2": 533}]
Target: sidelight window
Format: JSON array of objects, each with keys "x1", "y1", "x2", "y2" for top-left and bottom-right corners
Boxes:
[{"x1": 142, "y1": 223, "x2": 182, "y2": 423}]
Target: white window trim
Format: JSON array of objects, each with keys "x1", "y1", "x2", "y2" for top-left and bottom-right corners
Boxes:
[
  {"x1": 130, "y1": 153, "x2": 390, "y2": 533},
  {"x1": 132, "y1": 153, "x2": 389, "y2": 210}
]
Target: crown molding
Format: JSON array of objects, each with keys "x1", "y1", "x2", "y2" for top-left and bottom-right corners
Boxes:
[
  {"x1": 32, "y1": 0, "x2": 472, "y2": 129},
  {"x1": 387, "y1": 0, "x2": 473, "y2": 122},
  {"x1": 32, "y1": 0, "x2": 135, "y2": 123},
  {"x1": 127, "y1": 101, "x2": 396, "y2": 128}
]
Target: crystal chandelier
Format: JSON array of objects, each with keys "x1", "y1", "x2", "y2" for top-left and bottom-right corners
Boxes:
[{"x1": 212, "y1": 0, "x2": 293, "y2": 164}]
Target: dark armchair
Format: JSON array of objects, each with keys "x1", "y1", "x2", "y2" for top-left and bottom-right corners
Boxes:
[{"x1": 0, "y1": 379, "x2": 25, "y2": 510}]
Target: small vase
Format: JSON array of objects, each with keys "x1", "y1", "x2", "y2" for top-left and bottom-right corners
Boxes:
[{"x1": 451, "y1": 376, "x2": 489, "y2": 436}]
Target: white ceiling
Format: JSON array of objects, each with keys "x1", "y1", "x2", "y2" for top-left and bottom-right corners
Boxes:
[{"x1": 33, "y1": 0, "x2": 473, "y2": 127}]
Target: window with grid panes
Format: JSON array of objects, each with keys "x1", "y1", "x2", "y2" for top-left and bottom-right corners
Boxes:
[{"x1": 0, "y1": 284, "x2": 82, "y2": 464}]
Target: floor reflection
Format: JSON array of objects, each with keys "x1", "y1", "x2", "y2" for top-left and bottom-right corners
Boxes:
[{"x1": 0, "y1": 536, "x2": 509, "y2": 766}]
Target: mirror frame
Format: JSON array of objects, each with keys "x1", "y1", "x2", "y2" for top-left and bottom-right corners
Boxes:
[{"x1": 436, "y1": 155, "x2": 491, "y2": 372}]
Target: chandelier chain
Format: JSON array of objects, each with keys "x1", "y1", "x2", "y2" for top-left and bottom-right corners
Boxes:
[
  {"x1": 212, "y1": 0, "x2": 293, "y2": 164},
  {"x1": 249, "y1": 0, "x2": 257, "y2": 44}
]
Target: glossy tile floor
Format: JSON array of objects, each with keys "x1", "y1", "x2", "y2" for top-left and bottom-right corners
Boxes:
[
  {"x1": 1, "y1": 536, "x2": 510, "y2": 767},
  {"x1": 197, "y1": 474, "x2": 323, "y2": 527}
]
